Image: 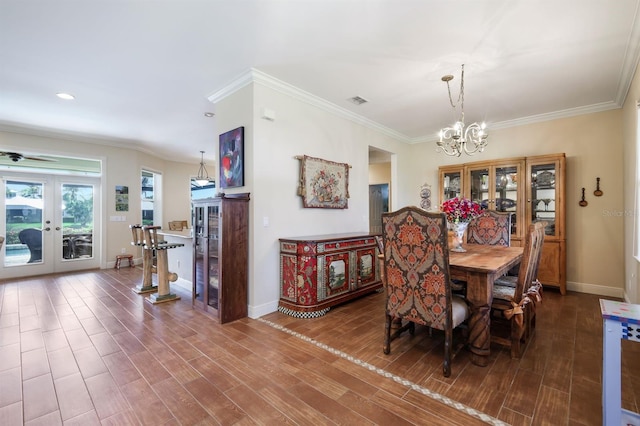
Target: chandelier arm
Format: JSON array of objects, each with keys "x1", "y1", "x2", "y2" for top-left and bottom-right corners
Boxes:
[{"x1": 436, "y1": 64, "x2": 488, "y2": 157}]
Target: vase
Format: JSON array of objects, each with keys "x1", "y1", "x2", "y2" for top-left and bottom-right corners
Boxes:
[{"x1": 449, "y1": 221, "x2": 469, "y2": 252}]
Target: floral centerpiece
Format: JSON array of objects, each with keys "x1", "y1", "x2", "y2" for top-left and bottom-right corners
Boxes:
[{"x1": 440, "y1": 197, "x2": 483, "y2": 252}]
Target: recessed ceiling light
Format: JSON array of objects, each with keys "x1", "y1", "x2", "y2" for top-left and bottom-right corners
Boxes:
[
  {"x1": 56, "y1": 93, "x2": 75, "y2": 100},
  {"x1": 204, "y1": 112, "x2": 215, "y2": 117}
]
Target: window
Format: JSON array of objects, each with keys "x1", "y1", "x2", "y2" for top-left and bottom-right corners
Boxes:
[
  {"x1": 191, "y1": 179, "x2": 216, "y2": 201},
  {"x1": 142, "y1": 170, "x2": 162, "y2": 226}
]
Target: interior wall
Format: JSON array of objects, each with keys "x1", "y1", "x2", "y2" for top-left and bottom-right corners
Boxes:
[
  {"x1": 0, "y1": 130, "x2": 196, "y2": 265},
  {"x1": 215, "y1": 82, "x2": 412, "y2": 317},
  {"x1": 622, "y1": 61, "x2": 640, "y2": 304},
  {"x1": 369, "y1": 162, "x2": 391, "y2": 184},
  {"x1": 410, "y1": 109, "x2": 625, "y2": 296}
]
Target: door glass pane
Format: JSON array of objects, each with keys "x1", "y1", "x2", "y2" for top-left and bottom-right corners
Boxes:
[
  {"x1": 208, "y1": 204, "x2": 219, "y2": 309},
  {"x1": 469, "y1": 168, "x2": 489, "y2": 207},
  {"x1": 442, "y1": 171, "x2": 462, "y2": 200},
  {"x1": 61, "y1": 184, "x2": 94, "y2": 260},
  {"x1": 495, "y1": 166, "x2": 518, "y2": 235},
  {"x1": 141, "y1": 171, "x2": 154, "y2": 226},
  {"x1": 194, "y1": 205, "x2": 205, "y2": 304},
  {"x1": 531, "y1": 163, "x2": 557, "y2": 236},
  {"x1": 4, "y1": 180, "x2": 43, "y2": 266}
]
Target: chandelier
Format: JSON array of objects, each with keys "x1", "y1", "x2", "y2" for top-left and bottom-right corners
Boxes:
[
  {"x1": 436, "y1": 64, "x2": 488, "y2": 157},
  {"x1": 194, "y1": 151, "x2": 211, "y2": 186}
]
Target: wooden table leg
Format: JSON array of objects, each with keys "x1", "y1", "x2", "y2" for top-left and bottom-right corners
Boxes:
[{"x1": 465, "y1": 272, "x2": 494, "y2": 367}]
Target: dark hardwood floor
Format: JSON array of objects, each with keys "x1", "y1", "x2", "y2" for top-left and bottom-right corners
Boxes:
[{"x1": 0, "y1": 268, "x2": 637, "y2": 425}]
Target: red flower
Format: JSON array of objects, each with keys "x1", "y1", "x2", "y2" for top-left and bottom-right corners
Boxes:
[{"x1": 440, "y1": 197, "x2": 483, "y2": 224}]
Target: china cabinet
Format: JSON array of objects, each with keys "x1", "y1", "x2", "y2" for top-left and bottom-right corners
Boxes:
[
  {"x1": 192, "y1": 193, "x2": 250, "y2": 323},
  {"x1": 279, "y1": 233, "x2": 382, "y2": 318},
  {"x1": 438, "y1": 153, "x2": 566, "y2": 294},
  {"x1": 525, "y1": 154, "x2": 565, "y2": 294}
]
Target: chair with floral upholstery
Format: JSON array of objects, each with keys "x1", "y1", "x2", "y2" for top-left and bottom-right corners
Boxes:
[
  {"x1": 490, "y1": 221, "x2": 545, "y2": 358},
  {"x1": 466, "y1": 210, "x2": 512, "y2": 247},
  {"x1": 381, "y1": 207, "x2": 469, "y2": 377}
]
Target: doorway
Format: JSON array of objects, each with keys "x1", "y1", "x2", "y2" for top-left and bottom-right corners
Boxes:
[
  {"x1": 1, "y1": 172, "x2": 101, "y2": 279},
  {"x1": 369, "y1": 184, "x2": 389, "y2": 234},
  {"x1": 369, "y1": 146, "x2": 392, "y2": 235}
]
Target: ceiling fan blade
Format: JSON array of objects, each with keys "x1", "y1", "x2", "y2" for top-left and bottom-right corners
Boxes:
[
  {"x1": 22, "y1": 156, "x2": 57, "y2": 162},
  {"x1": 0, "y1": 151, "x2": 57, "y2": 162}
]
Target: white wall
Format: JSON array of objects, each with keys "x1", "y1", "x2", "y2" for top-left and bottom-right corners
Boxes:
[
  {"x1": 213, "y1": 82, "x2": 412, "y2": 317},
  {"x1": 623, "y1": 63, "x2": 640, "y2": 304}
]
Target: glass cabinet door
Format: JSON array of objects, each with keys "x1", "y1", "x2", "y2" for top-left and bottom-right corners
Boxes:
[
  {"x1": 193, "y1": 205, "x2": 205, "y2": 305},
  {"x1": 207, "y1": 204, "x2": 220, "y2": 310},
  {"x1": 494, "y1": 165, "x2": 519, "y2": 235},
  {"x1": 468, "y1": 161, "x2": 523, "y2": 238},
  {"x1": 530, "y1": 162, "x2": 558, "y2": 237},
  {"x1": 469, "y1": 167, "x2": 490, "y2": 208},
  {"x1": 440, "y1": 167, "x2": 463, "y2": 202}
]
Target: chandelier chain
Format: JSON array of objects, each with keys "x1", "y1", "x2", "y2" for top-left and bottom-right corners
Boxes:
[{"x1": 446, "y1": 64, "x2": 465, "y2": 111}]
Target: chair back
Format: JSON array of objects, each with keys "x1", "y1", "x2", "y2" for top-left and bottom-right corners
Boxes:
[
  {"x1": 18, "y1": 228, "x2": 42, "y2": 262},
  {"x1": 529, "y1": 221, "x2": 547, "y2": 281},
  {"x1": 513, "y1": 222, "x2": 545, "y2": 303},
  {"x1": 382, "y1": 207, "x2": 452, "y2": 331},
  {"x1": 466, "y1": 210, "x2": 512, "y2": 247}
]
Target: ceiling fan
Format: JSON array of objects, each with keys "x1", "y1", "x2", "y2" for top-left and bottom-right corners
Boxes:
[{"x1": 0, "y1": 151, "x2": 56, "y2": 162}]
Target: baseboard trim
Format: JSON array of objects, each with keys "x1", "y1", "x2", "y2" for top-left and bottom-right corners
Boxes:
[{"x1": 566, "y1": 281, "x2": 624, "y2": 298}]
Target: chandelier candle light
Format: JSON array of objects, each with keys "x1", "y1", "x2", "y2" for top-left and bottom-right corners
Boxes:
[
  {"x1": 440, "y1": 197, "x2": 483, "y2": 252},
  {"x1": 436, "y1": 64, "x2": 488, "y2": 157}
]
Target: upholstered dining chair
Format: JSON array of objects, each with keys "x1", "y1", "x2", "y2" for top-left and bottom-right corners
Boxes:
[
  {"x1": 466, "y1": 210, "x2": 512, "y2": 247},
  {"x1": 490, "y1": 222, "x2": 545, "y2": 358},
  {"x1": 381, "y1": 207, "x2": 469, "y2": 377}
]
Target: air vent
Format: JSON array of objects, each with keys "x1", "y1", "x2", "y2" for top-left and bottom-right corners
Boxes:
[{"x1": 347, "y1": 96, "x2": 368, "y2": 105}]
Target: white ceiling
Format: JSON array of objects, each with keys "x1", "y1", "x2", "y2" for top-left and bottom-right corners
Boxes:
[{"x1": 1, "y1": 1, "x2": 639, "y2": 165}]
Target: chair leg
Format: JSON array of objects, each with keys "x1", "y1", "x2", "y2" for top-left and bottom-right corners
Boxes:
[
  {"x1": 383, "y1": 314, "x2": 392, "y2": 354},
  {"x1": 510, "y1": 317, "x2": 525, "y2": 359},
  {"x1": 443, "y1": 327, "x2": 452, "y2": 377}
]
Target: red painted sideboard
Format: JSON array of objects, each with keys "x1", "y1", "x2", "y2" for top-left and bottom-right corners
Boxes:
[{"x1": 278, "y1": 232, "x2": 382, "y2": 318}]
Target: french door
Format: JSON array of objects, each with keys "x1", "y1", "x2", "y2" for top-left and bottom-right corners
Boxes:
[{"x1": 0, "y1": 173, "x2": 101, "y2": 279}]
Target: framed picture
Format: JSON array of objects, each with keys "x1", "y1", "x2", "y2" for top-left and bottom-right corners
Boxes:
[
  {"x1": 298, "y1": 155, "x2": 349, "y2": 209},
  {"x1": 115, "y1": 185, "x2": 129, "y2": 211},
  {"x1": 219, "y1": 126, "x2": 244, "y2": 188}
]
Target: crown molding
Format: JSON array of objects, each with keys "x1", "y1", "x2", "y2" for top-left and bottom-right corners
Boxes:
[
  {"x1": 210, "y1": 69, "x2": 624, "y2": 146},
  {"x1": 409, "y1": 100, "x2": 621, "y2": 144},
  {"x1": 208, "y1": 68, "x2": 412, "y2": 143},
  {"x1": 616, "y1": 0, "x2": 640, "y2": 106},
  {"x1": 0, "y1": 122, "x2": 183, "y2": 163}
]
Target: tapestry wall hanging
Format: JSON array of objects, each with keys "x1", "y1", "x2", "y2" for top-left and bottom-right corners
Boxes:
[
  {"x1": 297, "y1": 155, "x2": 350, "y2": 209},
  {"x1": 219, "y1": 126, "x2": 244, "y2": 188}
]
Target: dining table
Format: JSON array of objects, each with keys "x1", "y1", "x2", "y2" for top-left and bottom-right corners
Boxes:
[{"x1": 448, "y1": 243, "x2": 524, "y2": 367}]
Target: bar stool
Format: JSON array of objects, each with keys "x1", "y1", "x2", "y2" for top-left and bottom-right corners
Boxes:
[
  {"x1": 143, "y1": 225, "x2": 184, "y2": 304},
  {"x1": 114, "y1": 254, "x2": 134, "y2": 269},
  {"x1": 130, "y1": 224, "x2": 157, "y2": 294}
]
